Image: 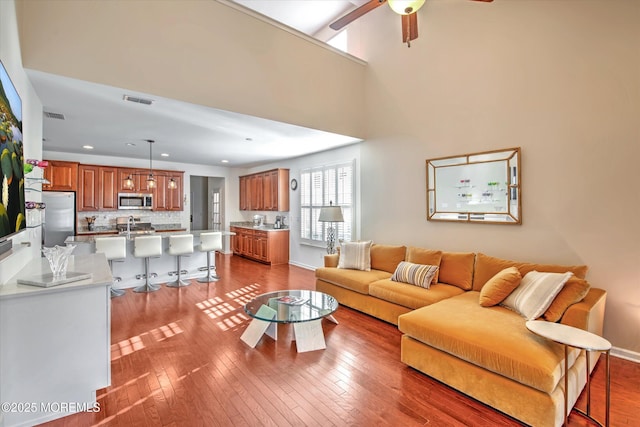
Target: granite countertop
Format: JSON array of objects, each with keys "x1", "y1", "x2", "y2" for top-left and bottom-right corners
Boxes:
[
  {"x1": 229, "y1": 222, "x2": 290, "y2": 232},
  {"x1": 68, "y1": 229, "x2": 235, "y2": 244},
  {"x1": 76, "y1": 223, "x2": 186, "y2": 235}
]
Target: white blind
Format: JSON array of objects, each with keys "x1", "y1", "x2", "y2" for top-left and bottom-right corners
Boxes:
[{"x1": 300, "y1": 160, "x2": 354, "y2": 244}]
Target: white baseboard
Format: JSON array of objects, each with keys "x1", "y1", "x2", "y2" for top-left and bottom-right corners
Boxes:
[
  {"x1": 611, "y1": 347, "x2": 640, "y2": 363},
  {"x1": 288, "y1": 260, "x2": 316, "y2": 271}
]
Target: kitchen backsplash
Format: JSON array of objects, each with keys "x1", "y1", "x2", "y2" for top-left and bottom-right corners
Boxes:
[{"x1": 78, "y1": 210, "x2": 184, "y2": 230}]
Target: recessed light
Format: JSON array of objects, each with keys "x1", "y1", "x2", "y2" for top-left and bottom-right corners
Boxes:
[
  {"x1": 83, "y1": 145, "x2": 94, "y2": 150},
  {"x1": 245, "y1": 138, "x2": 253, "y2": 141},
  {"x1": 221, "y1": 160, "x2": 229, "y2": 163},
  {"x1": 161, "y1": 153, "x2": 169, "y2": 157},
  {"x1": 126, "y1": 143, "x2": 136, "y2": 147}
]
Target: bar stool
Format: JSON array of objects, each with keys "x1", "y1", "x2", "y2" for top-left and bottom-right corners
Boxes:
[
  {"x1": 95, "y1": 236, "x2": 127, "y2": 298},
  {"x1": 167, "y1": 234, "x2": 194, "y2": 288},
  {"x1": 133, "y1": 235, "x2": 163, "y2": 293},
  {"x1": 197, "y1": 232, "x2": 222, "y2": 283}
]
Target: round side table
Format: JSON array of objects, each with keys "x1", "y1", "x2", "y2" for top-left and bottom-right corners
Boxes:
[{"x1": 526, "y1": 320, "x2": 611, "y2": 427}]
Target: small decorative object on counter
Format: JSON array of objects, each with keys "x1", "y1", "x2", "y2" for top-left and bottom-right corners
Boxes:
[
  {"x1": 85, "y1": 215, "x2": 97, "y2": 231},
  {"x1": 42, "y1": 244, "x2": 76, "y2": 280}
]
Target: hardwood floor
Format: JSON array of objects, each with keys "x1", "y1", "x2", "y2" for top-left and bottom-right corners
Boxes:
[{"x1": 41, "y1": 255, "x2": 639, "y2": 426}]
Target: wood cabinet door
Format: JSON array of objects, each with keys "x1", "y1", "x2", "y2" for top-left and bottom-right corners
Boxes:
[
  {"x1": 77, "y1": 165, "x2": 99, "y2": 211},
  {"x1": 167, "y1": 173, "x2": 183, "y2": 211},
  {"x1": 100, "y1": 167, "x2": 118, "y2": 210},
  {"x1": 263, "y1": 170, "x2": 278, "y2": 211},
  {"x1": 239, "y1": 176, "x2": 248, "y2": 210},
  {"x1": 249, "y1": 174, "x2": 263, "y2": 210},
  {"x1": 253, "y1": 232, "x2": 269, "y2": 261},
  {"x1": 43, "y1": 160, "x2": 78, "y2": 192}
]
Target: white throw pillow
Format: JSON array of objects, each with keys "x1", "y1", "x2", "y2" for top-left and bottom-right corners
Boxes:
[
  {"x1": 338, "y1": 241, "x2": 372, "y2": 271},
  {"x1": 501, "y1": 270, "x2": 573, "y2": 320}
]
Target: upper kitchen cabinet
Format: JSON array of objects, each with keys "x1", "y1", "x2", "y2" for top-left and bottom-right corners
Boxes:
[
  {"x1": 77, "y1": 165, "x2": 118, "y2": 211},
  {"x1": 239, "y1": 168, "x2": 289, "y2": 212},
  {"x1": 43, "y1": 160, "x2": 78, "y2": 192},
  {"x1": 117, "y1": 167, "x2": 151, "y2": 193},
  {"x1": 153, "y1": 172, "x2": 183, "y2": 211}
]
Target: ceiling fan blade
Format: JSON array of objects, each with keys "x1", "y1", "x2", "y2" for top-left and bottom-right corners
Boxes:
[
  {"x1": 329, "y1": 0, "x2": 387, "y2": 31},
  {"x1": 401, "y1": 12, "x2": 418, "y2": 44},
  {"x1": 469, "y1": 0, "x2": 494, "y2": 2}
]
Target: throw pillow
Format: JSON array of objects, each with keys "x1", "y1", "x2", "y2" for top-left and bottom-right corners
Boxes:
[
  {"x1": 391, "y1": 261, "x2": 439, "y2": 289},
  {"x1": 338, "y1": 240, "x2": 372, "y2": 271},
  {"x1": 478, "y1": 266, "x2": 522, "y2": 307},
  {"x1": 501, "y1": 270, "x2": 573, "y2": 320},
  {"x1": 406, "y1": 247, "x2": 443, "y2": 283},
  {"x1": 542, "y1": 277, "x2": 591, "y2": 322}
]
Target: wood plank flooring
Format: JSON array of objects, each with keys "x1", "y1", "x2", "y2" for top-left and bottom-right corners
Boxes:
[{"x1": 40, "y1": 254, "x2": 639, "y2": 426}]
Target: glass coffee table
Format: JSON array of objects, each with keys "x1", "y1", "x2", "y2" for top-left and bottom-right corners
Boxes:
[{"x1": 240, "y1": 290, "x2": 339, "y2": 353}]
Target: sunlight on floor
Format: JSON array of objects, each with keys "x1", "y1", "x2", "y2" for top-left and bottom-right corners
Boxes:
[
  {"x1": 194, "y1": 283, "x2": 261, "y2": 332},
  {"x1": 111, "y1": 322, "x2": 184, "y2": 361}
]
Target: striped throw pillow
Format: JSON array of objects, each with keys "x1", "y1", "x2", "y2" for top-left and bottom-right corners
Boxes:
[
  {"x1": 338, "y1": 240, "x2": 372, "y2": 271},
  {"x1": 391, "y1": 261, "x2": 439, "y2": 289}
]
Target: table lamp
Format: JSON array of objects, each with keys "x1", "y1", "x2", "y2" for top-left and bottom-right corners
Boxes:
[{"x1": 318, "y1": 201, "x2": 344, "y2": 254}]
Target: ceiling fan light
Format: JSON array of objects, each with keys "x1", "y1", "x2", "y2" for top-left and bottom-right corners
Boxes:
[{"x1": 388, "y1": 0, "x2": 425, "y2": 15}]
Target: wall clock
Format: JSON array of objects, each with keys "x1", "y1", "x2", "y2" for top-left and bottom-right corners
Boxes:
[{"x1": 290, "y1": 179, "x2": 298, "y2": 191}]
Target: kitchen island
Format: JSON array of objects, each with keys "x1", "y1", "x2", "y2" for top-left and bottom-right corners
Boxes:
[
  {"x1": 0, "y1": 253, "x2": 111, "y2": 427},
  {"x1": 66, "y1": 230, "x2": 235, "y2": 290}
]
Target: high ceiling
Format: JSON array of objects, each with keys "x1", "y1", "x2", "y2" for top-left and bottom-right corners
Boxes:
[{"x1": 31, "y1": 0, "x2": 365, "y2": 168}]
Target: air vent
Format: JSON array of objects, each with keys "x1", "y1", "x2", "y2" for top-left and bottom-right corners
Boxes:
[
  {"x1": 123, "y1": 95, "x2": 154, "y2": 105},
  {"x1": 44, "y1": 111, "x2": 65, "y2": 120}
]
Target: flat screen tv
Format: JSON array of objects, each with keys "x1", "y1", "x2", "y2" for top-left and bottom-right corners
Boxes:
[{"x1": 0, "y1": 59, "x2": 25, "y2": 242}]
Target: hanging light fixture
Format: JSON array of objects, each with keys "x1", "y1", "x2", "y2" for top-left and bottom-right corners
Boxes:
[
  {"x1": 387, "y1": 0, "x2": 425, "y2": 15},
  {"x1": 168, "y1": 177, "x2": 178, "y2": 190},
  {"x1": 123, "y1": 174, "x2": 134, "y2": 190},
  {"x1": 145, "y1": 139, "x2": 156, "y2": 190}
]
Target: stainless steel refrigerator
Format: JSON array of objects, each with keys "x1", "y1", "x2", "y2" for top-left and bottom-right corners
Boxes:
[{"x1": 42, "y1": 191, "x2": 76, "y2": 247}]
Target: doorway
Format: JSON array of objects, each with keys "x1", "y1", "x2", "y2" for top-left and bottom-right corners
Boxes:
[{"x1": 190, "y1": 176, "x2": 225, "y2": 231}]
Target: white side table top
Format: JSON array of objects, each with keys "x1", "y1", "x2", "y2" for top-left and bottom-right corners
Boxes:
[{"x1": 526, "y1": 320, "x2": 611, "y2": 351}]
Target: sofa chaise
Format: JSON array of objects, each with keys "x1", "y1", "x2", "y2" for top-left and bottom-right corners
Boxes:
[{"x1": 315, "y1": 243, "x2": 607, "y2": 427}]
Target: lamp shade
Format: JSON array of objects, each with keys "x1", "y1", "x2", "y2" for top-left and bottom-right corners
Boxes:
[
  {"x1": 387, "y1": 0, "x2": 425, "y2": 15},
  {"x1": 318, "y1": 204, "x2": 344, "y2": 223}
]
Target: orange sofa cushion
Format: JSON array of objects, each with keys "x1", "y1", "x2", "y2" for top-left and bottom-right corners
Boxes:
[
  {"x1": 398, "y1": 292, "x2": 580, "y2": 394},
  {"x1": 315, "y1": 267, "x2": 391, "y2": 295},
  {"x1": 438, "y1": 251, "x2": 475, "y2": 290},
  {"x1": 406, "y1": 247, "x2": 443, "y2": 284},
  {"x1": 369, "y1": 279, "x2": 464, "y2": 310},
  {"x1": 478, "y1": 266, "x2": 522, "y2": 307},
  {"x1": 542, "y1": 277, "x2": 591, "y2": 322},
  {"x1": 370, "y1": 244, "x2": 407, "y2": 274},
  {"x1": 472, "y1": 252, "x2": 588, "y2": 291}
]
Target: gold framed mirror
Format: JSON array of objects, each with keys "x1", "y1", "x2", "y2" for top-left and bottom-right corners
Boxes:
[{"x1": 426, "y1": 147, "x2": 521, "y2": 224}]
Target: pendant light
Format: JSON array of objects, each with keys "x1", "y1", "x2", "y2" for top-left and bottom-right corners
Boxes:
[
  {"x1": 145, "y1": 139, "x2": 157, "y2": 190},
  {"x1": 168, "y1": 177, "x2": 178, "y2": 190}
]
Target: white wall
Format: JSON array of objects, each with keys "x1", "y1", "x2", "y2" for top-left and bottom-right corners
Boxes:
[
  {"x1": 0, "y1": 0, "x2": 43, "y2": 283},
  {"x1": 359, "y1": 0, "x2": 640, "y2": 354}
]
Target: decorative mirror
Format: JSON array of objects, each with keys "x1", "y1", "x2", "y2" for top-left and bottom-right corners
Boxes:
[{"x1": 426, "y1": 147, "x2": 521, "y2": 224}]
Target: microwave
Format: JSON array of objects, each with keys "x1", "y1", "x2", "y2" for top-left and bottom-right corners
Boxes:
[{"x1": 118, "y1": 193, "x2": 153, "y2": 210}]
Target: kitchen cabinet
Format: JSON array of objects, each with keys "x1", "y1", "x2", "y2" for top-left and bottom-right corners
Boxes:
[
  {"x1": 239, "y1": 168, "x2": 289, "y2": 211},
  {"x1": 153, "y1": 172, "x2": 183, "y2": 211},
  {"x1": 43, "y1": 160, "x2": 78, "y2": 192},
  {"x1": 78, "y1": 165, "x2": 118, "y2": 211},
  {"x1": 117, "y1": 168, "x2": 150, "y2": 193},
  {"x1": 230, "y1": 226, "x2": 289, "y2": 265}
]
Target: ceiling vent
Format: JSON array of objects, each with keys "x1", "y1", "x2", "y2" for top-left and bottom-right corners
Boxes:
[
  {"x1": 123, "y1": 95, "x2": 154, "y2": 106},
  {"x1": 44, "y1": 111, "x2": 65, "y2": 120}
]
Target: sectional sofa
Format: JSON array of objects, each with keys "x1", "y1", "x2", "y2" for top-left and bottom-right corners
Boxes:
[{"x1": 315, "y1": 243, "x2": 607, "y2": 427}]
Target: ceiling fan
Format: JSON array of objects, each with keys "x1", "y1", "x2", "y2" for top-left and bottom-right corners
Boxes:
[{"x1": 330, "y1": 0, "x2": 493, "y2": 47}]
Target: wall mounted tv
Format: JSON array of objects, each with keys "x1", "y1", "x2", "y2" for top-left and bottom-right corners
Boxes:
[{"x1": 0, "y1": 59, "x2": 25, "y2": 243}]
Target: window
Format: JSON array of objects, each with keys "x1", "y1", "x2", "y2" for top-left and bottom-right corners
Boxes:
[
  {"x1": 211, "y1": 190, "x2": 221, "y2": 231},
  {"x1": 327, "y1": 30, "x2": 348, "y2": 53},
  {"x1": 300, "y1": 160, "x2": 354, "y2": 246}
]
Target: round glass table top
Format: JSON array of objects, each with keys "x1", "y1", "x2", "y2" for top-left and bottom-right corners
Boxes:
[{"x1": 244, "y1": 290, "x2": 338, "y2": 323}]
